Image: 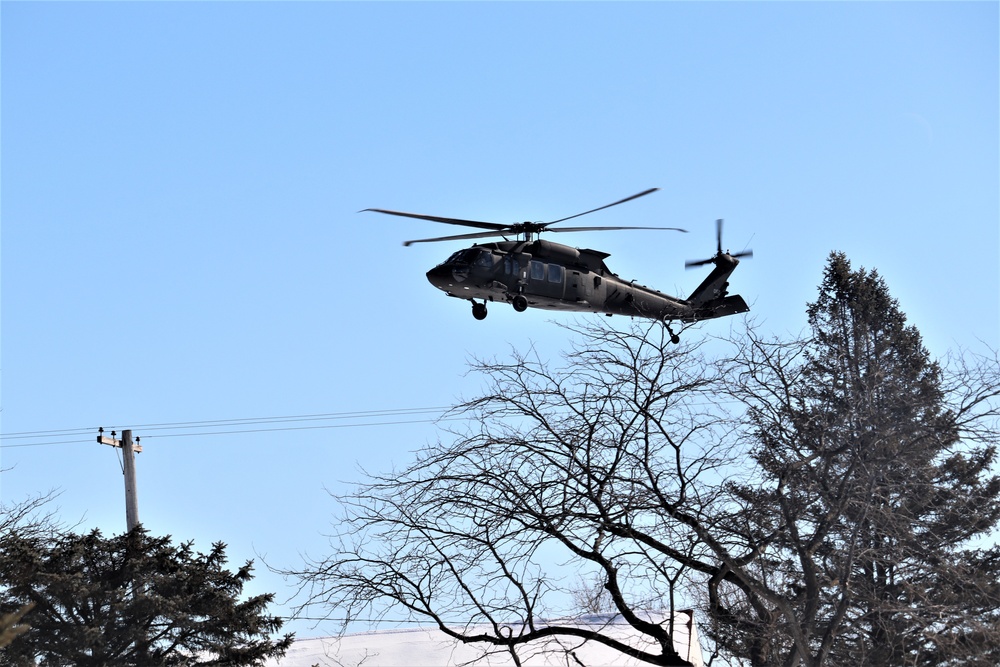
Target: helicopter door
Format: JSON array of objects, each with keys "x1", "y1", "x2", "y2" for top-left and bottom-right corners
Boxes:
[
  {"x1": 505, "y1": 255, "x2": 526, "y2": 289},
  {"x1": 528, "y1": 261, "x2": 565, "y2": 301}
]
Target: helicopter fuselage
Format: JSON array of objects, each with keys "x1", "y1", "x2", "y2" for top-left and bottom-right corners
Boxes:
[
  {"x1": 426, "y1": 238, "x2": 749, "y2": 324},
  {"x1": 363, "y1": 188, "x2": 751, "y2": 337}
]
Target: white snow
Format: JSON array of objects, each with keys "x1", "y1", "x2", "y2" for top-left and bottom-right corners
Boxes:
[{"x1": 266, "y1": 612, "x2": 704, "y2": 667}]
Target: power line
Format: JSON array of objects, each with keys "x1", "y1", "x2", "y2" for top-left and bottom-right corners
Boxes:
[
  {"x1": 139, "y1": 416, "x2": 459, "y2": 440},
  {"x1": 113, "y1": 407, "x2": 451, "y2": 433},
  {"x1": 1, "y1": 399, "x2": 735, "y2": 450},
  {"x1": 0, "y1": 438, "x2": 96, "y2": 449},
  {"x1": 0, "y1": 427, "x2": 97, "y2": 440},
  {"x1": 0, "y1": 407, "x2": 450, "y2": 438},
  {"x1": 0, "y1": 407, "x2": 454, "y2": 450}
]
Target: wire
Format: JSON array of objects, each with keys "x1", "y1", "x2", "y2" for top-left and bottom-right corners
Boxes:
[
  {"x1": 0, "y1": 427, "x2": 97, "y2": 440},
  {"x1": 0, "y1": 398, "x2": 739, "y2": 450},
  {"x1": 0, "y1": 407, "x2": 453, "y2": 450},
  {"x1": 115, "y1": 407, "x2": 449, "y2": 433},
  {"x1": 289, "y1": 616, "x2": 468, "y2": 625},
  {"x1": 0, "y1": 438, "x2": 95, "y2": 449},
  {"x1": 139, "y1": 416, "x2": 459, "y2": 440}
]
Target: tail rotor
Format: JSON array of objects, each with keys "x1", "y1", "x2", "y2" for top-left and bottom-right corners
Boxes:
[{"x1": 685, "y1": 218, "x2": 753, "y2": 268}]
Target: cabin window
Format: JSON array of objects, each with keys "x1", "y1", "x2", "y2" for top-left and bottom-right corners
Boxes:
[
  {"x1": 530, "y1": 260, "x2": 545, "y2": 281},
  {"x1": 547, "y1": 264, "x2": 563, "y2": 283}
]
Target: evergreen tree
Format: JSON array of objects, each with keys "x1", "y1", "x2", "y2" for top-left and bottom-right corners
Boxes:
[
  {"x1": 805, "y1": 253, "x2": 1000, "y2": 665},
  {"x1": 714, "y1": 252, "x2": 1000, "y2": 665},
  {"x1": 0, "y1": 527, "x2": 293, "y2": 667}
]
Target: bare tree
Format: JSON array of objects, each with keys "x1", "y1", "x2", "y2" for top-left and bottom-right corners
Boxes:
[
  {"x1": 0, "y1": 489, "x2": 62, "y2": 650},
  {"x1": 287, "y1": 321, "x2": 741, "y2": 666},
  {"x1": 570, "y1": 573, "x2": 618, "y2": 615},
  {"x1": 0, "y1": 489, "x2": 62, "y2": 539}
]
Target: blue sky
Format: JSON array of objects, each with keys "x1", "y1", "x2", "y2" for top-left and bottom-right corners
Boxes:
[{"x1": 3, "y1": 1, "x2": 997, "y2": 638}]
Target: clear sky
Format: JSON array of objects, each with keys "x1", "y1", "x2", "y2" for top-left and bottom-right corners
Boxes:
[{"x1": 3, "y1": 1, "x2": 997, "y2": 639}]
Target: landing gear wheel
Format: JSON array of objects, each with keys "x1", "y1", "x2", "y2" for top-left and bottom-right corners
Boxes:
[
  {"x1": 664, "y1": 321, "x2": 680, "y2": 345},
  {"x1": 472, "y1": 302, "x2": 488, "y2": 320},
  {"x1": 512, "y1": 294, "x2": 528, "y2": 312}
]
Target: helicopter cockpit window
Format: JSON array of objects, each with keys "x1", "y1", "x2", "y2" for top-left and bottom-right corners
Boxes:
[
  {"x1": 474, "y1": 250, "x2": 494, "y2": 268},
  {"x1": 447, "y1": 249, "x2": 480, "y2": 265}
]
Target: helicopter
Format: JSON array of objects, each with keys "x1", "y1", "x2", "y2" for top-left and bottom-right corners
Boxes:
[{"x1": 364, "y1": 188, "x2": 751, "y2": 343}]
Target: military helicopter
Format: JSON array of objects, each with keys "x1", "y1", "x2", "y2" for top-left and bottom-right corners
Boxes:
[{"x1": 364, "y1": 188, "x2": 751, "y2": 343}]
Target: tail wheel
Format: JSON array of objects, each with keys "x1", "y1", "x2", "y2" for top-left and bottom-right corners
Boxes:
[{"x1": 664, "y1": 320, "x2": 680, "y2": 344}]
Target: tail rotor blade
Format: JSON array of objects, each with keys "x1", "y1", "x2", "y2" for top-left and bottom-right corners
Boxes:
[{"x1": 686, "y1": 218, "x2": 753, "y2": 268}]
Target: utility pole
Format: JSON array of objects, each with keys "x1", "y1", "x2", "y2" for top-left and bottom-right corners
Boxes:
[{"x1": 98, "y1": 428, "x2": 142, "y2": 532}]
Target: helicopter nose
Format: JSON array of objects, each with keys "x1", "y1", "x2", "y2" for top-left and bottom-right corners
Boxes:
[{"x1": 425, "y1": 265, "x2": 452, "y2": 290}]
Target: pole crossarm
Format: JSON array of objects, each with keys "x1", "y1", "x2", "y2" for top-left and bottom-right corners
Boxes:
[
  {"x1": 97, "y1": 428, "x2": 142, "y2": 531},
  {"x1": 97, "y1": 429, "x2": 143, "y2": 452}
]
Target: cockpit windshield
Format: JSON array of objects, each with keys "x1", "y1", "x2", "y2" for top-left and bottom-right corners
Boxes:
[{"x1": 445, "y1": 249, "x2": 493, "y2": 267}]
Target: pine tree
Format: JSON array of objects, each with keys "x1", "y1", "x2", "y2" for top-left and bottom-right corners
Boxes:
[
  {"x1": 714, "y1": 252, "x2": 1000, "y2": 665},
  {"x1": 808, "y1": 253, "x2": 1000, "y2": 665},
  {"x1": 0, "y1": 527, "x2": 293, "y2": 667}
]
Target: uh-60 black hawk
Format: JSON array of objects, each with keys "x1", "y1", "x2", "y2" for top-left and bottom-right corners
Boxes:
[{"x1": 364, "y1": 188, "x2": 751, "y2": 343}]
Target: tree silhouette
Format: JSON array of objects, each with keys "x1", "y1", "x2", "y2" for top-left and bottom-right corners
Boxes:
[
  {"x1": 0, "y1": 527, "x2": 293, "y2": 666},
  {"x1": 711, "y1": 252, "x2": 1000, "y2": 665}
]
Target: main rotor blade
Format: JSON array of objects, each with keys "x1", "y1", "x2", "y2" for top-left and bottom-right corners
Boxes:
[
  {"x1": 402, "y1": 230, "x2": 507, "y2": 247},
  {"x1": 549, "y1": 225, "x2": 688, "y2": 234},
  {"x1": 362, "y1": 208, "x2": 506, "y2": 232},
  {"x1": 545, "y1": 188, "x2": 660, "y2": 225}
]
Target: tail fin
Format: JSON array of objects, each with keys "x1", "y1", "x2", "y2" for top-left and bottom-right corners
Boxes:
[{"x1": 686, "y1": 255, "x2": 740, "y2": 306}]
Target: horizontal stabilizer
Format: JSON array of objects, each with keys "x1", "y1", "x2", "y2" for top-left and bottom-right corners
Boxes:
[{"x1": 683, "y1": 294, "x2": 749, "y2": 322}]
